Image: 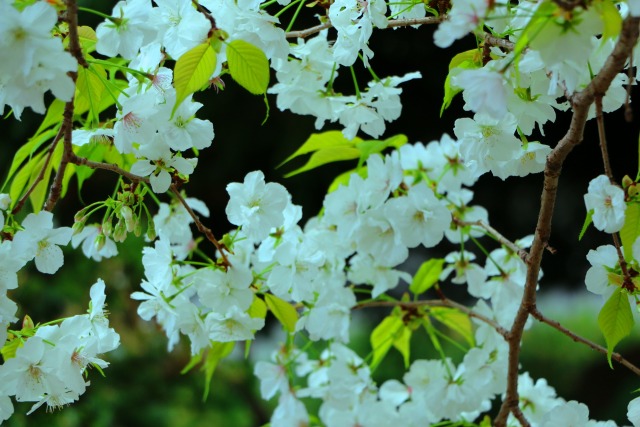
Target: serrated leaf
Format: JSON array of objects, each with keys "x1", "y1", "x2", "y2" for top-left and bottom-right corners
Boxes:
[
  {"x1": 248, "y1": 295, "x2": 268, "y2": 320},
  {"x1": 76, "y1": 64, "x2": 107, "y2": 124},
  {"x1": 392, "y1": 325, "x2": 412, "y2": 369},
  {"x1": 410, "y1": 258, "x2": 445, "y2": 296},
  {"x1": 430, "y1": 307, "x2": 474, "y2": 347},
  {"x1": 34, "y1": 100, "x2": 64, "y2": 138},
  {"x1": 598, "y1": 287, "x2": 634, "y2": 368},
  {"x1": 279, "y1": 131, "x2": 360, "y2": 168},
  {"x1": 3, "y1": 129, "x2": 57, "y2": 191},
  {"x1": 78, "y1": 26, "x2": 97, "y2": 53},
  {"x1": 620, "y1": 203, "x2": 640, "y2": 262},
  {"x1": 9, "y1": 151, "x2": 45, "y2": 209},
  {"x1": 579, "y1": 209, "x2": 594, "y2": 241},
  {"x1": 226, "y1": 39, "x2": 269, "y2": 95},
  {"x1": 173, "y1": 43, "x2": 217, "y2": 116},
  {"x1": 284, "y1": 146, "x2": 361, "y2": 178},
  {"x1": 202, "y1": 341, "x2": 235, "y2": 401},
  {"x1": 264, "y1": 293, "x2": 298, "y2": 333},
  {"x1": 370, "y1": 315, "x2": 403, "y2": 371}
]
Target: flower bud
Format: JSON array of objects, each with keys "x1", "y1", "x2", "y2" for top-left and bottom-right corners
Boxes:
[
  {"x1": 623, "y1": 175, "x2": 634, "y2": 189},
  {"x1": 94, "y1": 233, "x2": 106, "y2": 252},
  {"x1": 22, "y1": 315, "x2": 34, "y2": 331},
  {"x1": 134, "y1": 218, "x2": 142, "y2": 237},
  {"x1": 0, "y1": 194, "x2": 11, "y2": 211},
  {"x1": 113, "y1": 219, "x2": 127, "y2": 243},
  {"x1": 146, "y1": 218, "x2": 157, "y2": 241},
  {"x1": 72, "y1": 219, "x2": 86, "y2": 235},
  {"x1": 102, "y1": 216, "x2": 114, "y2": 237},
  {"x1": 120, "y1": 205, "x2": 135, "y2": 232}
]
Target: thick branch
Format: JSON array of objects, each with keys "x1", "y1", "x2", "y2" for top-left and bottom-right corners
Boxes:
[
  {"x1": 531, "y1": 307, "x2": 640, "y2": 376},
  {"x1": 494, "y1": 17, "x2": 640, "y2": 427}
]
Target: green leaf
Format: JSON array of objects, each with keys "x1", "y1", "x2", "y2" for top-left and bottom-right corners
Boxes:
[
  {"x1": 264, "y1": 293, "x2": 298, "y2": 333},
  {"x1": 392, "y1": 325, "x2": 412, "y2": 369},
  {"x1": 279, "y1": 131, "x2": 360, "y2": 168},
  {"x1": 3, "y1": 129, "x2": 57, "y2": 191},
  {"x1": 202, "y1": 342, "x2": 235, "y2": 401},
  {"x1": 620, "y1": 203, "x2": 640, "y2": 262},
  {"x1": 248, "y1": 295, "x2": 268, "y2": 320},
  {"x1": 1, "y1": 338, "x2": 23, "y2": 361},
  {"x1": 596, "y1": 0, "x2": 622, "y2": 40},
  {"x1": 173, "y1": 43, "x2": 217, "y2": 116},
  {"x1": 34, "y1": 100, "x2": 64, "y2": 138},
  {"x1": 75, "y1": 64, "x2": 107, "y2": 124},
  {"x1": 579, "y1": 209, "x2": 594, "y2": 241},
  {"x1": 181, "y1": 350, "x2": 204, "y2": 375},
  {"x1": 598, "y1": 288, "x2": 634, "y2": 368},
  {"x1": 78, "y1": 26, "x2": 97, "y2": 53},
  {"x1": 356, "y1": 134, "x2": 408, "y2": 167},
  {"x1": 9, "y1": 151, "x2": 45, "y2": 209},
  {"x1": 370, "y1": 315, "x2": 403, "y2": 371},
  {"x1": 28, "y1": 145, "x2": 58, "y2": 213},
  {"x1": 410, "y1": 258, "x2": 445, "y2": 296},
  {"x1": 430, "y1": 307, "x2": 474, "y2": 347},
  {"x1": 440, "y1": 49, "x2": 480, "y2": 116},
  {"x1": 226, "y1": 39, "x2": 269, "y2": 95},
  {"x1": 284, "y1": 146, "x2": 361, "y2": 178}
]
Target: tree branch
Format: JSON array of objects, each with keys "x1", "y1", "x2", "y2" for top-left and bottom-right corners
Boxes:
[
  {"x1": 494, "y1": 16, "x2": 640, "y2": 427},
  {"x1": 169, "y1": 185, "x2": 231, "y2": 268},
  {"x1": 531, "y1": 307, "x2": 640, "y2": 377},
  {"x1": 285, "y1": 16, "x2": 443, "y2": 39},
  {"x1": 454, "y1": 218, "x2": 529, "y2": 261}
]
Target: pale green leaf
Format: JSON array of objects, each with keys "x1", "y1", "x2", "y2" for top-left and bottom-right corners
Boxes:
[
  {"x1": 283, "y1": 146, "x2": 361, "y2": 178},
  {"x1": 410, "y1": 258, "x2": 445, "y2": 296},
  {"x1": 279, "y1": 131, "x2": 360, "y2": 168},
  {"x1": 596, "y1": 0, "x2": 622, "y2": 40},
  {"x1": 264, "y1": 293, "x2": 298, "y2": 333},
  {"x1": 181, "y1": 350, "x2": 204, "y2": 375},
  {"x1": 226, "y1": 39, "x2": 269, "y2": 95},
  {"x1": 430, "y1": 307, "x2": 474, "y2": 347},
  {"x1": 579, "y1": 209, "x2": 594, "y2": 241},
  {"x1": 440, "y1": 49, "x2": 480, "y2": 116},
  {"x1": 34, "y1": 100, "x2": 64, "y2": 138},
  {"x1": 392, "y1": 325, "x2": 412, "y2": 369},
  {"x1": 356, "y1": 134, "x2": 408, "y2": 167},
  {"x1": 3, "y1": 129, "x2": 57, "y2": 191},
  {"x1": 9, "y1": 151, "x2": 45, "y2": 209},
  {"x1": 78, "y1": 26, "x2": 97, "y2": 53},
  {"x1": 248, "y1": 295, "x2": 268, "y2": 320},
  {"x1": 620, "y1": 203, "x2": 640, "y2": 262},
  {"x1": 75, "y1": 64, "x2": 107, "y2": 123},
  {"x1": 598, "y1": 288, "x2": 634, "y2": 368},
  {"x1": 28, "y1": 146, "x2": 58, "y2": 213},
  {"x1": 202, "y1": 342, "x2": 235, "y2": 401},
  {"x1": 1, "y1": 338, "x2": 23, "y2": 361},
  {"x1": 370, "y1": 315, "x2": 403, "y2": 371},
  {"x1": 173, "y1": 43, "x2": 217, "y2": 116}
]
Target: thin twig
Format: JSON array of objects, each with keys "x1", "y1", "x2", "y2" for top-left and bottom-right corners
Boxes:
[
  {"x1": 454, "y1": 218, "x2": 529, "y2": 261},
  {"x1": 494, "y1": 16, "x2": 640, "y2": 427},
  {"x1": 531, "y1": 307, "x2": 640, "y2": 376},
  {"x1": 169, "y1": 185, "x2": 231, "y2": 268},
  {"x1": 70, "y1": 155, "x2": 149, "y2": 183},
  {"x1": 595, "y1": 96, "x2": 614, "y2": 180},
  {"x1": 355, "y1": 298, "x2": 510, "y2": 339},
  {"x1": 285, "y1": 16, "x2": 442, "y2": 39},
  {"x1": 484, "y1": 33, "x2": 515, "y2": 51},
  {"x1": 193, "y1": 0, "x2": 218, "y2": 37}
]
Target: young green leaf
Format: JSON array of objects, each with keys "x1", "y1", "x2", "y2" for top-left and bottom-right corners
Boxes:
[
  {"x1": 226, "y1": 39, "x2": 269, "y2": 95},
  {"x1": 620, "y1": 203, "x2": 640, "y2": 262},
  {"x1": 598, "y1": 288, "x2": 634, "y2": 368},
  {"x1": 430, "y1": 307, "x2": 474, "y2": 347},
  {"x1": 248, "y1": 295, "x2": 268, "y2": 320},
  {"x1": 410, "y1": 258, "x2": 445, "y2": 296},
  {"x1": 264, "y1": 293, "x2": 298, "y2": 333},
  {"x1": 392, "y1": 325, "x2": 412, "y2": 369},
  {"x1": 370, "y1": 315, "x2": 403, "y2": 371},
  {"x1": 579, "y1": 209, "x2": 594, "y2": 241},
  {"x1": 595, "y1": 0, "x2": 622, "y2": 40},
  {"x1": 284, "y1": 146, "x2": 361, "y2": 178},
  {"x1": 202, "y1": 342, "x2": 235, "y2": 401},
  {"x1": 173, "y1": 43, "x2": 217, "y2": 116},
  {"x1": 441, "y1": 49, "x2": 480, "y2": 116},
  {"x1": 279, "y1": 131, "x2": 360, "y2": 168}
]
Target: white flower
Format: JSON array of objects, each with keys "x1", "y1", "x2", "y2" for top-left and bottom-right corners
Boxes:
[
  {"x1": 12, "y1": 211, "x2": 73, "y2": 274},
  {"x1": 205, "y1": 305, "x2": 265, "y2": 342},
  {"x1": 452, "y1": 68, "x2": 508, "y2": 119},
  {"x1": 584, "y1": 175, "x2": 626, "y2": 233},
  {"x1": 226, "y1": 171, "x2": 291, "y2": 243},
  {"x1": 95, "y1": 0, "x2": 156, "y2": 59},
  {"x1": 628, "y1": 396, "x2": 640, "y2": 427}
]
